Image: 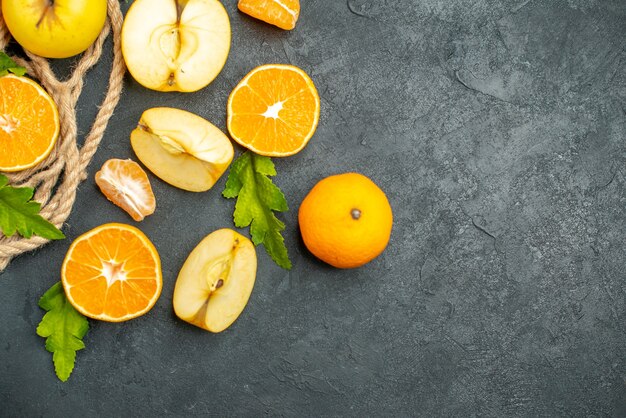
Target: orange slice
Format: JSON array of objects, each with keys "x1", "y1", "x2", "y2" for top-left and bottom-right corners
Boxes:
[
  {"x1": 238, "y1": 0, "x2": 300, "y2": 30},
  {"x1": 61, "y1": 223, "x2": 162, "y2": 322},
  {"x1": 95, "y1": 159, "x2": 156, "y2": 222},
  {"x1": 227, "y1": 64, "x2": 320, "y2": 157},
  {"x1": 0, "y1": 74, "x2": 60, "y2": 172}
]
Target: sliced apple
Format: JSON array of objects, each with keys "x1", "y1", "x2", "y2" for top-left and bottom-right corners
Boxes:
[
  {"x1": 131, "y1": 107, "x2": 234, "y2": 192},
  {"x1": 173, "y1": 229, "x2": 257, "y2": 332},
  {"x1": 121, "y1": 0, "x2": 231, "y2": 92}
]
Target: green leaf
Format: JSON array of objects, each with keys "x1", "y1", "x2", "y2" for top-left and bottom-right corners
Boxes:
[
  {"x1": 36, "y1": 282, "x2": 89, "y2": 382},
  {"x1": 0, "y1": 52, "x2": 26, "y2": 77},
  {"x1": 0, "y1": 174, "x2": 65, "y2": 240},
  {"x1": 223, "y1": 151, "x2": 292, "y2": 269}
]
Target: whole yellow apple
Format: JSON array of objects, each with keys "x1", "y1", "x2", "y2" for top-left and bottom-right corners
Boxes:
[{"x1": 1, "y1": 0, "x2": 107, "y2": 59}]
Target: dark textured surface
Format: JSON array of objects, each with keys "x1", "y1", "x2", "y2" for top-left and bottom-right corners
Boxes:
[{"x1": 1, "y1": 0, "x2": 625, "y2": 416}]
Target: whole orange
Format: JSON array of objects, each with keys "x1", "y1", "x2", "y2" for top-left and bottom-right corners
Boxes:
[{"x1": 298, "y1": 173, "x2": 393, "y2": 269}]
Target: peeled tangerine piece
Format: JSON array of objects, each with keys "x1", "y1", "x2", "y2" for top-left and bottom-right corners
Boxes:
[
  {"x1": 238, "y1": 0, "x2": 300, "y2": 30},
  {"x1": 173, "y1": 229, "x2": 257, "y2": 332},
  {"x1": 131, "y1": 107, "x2": 234, "y2": 192},
  {"x1": 121, "y1": 0, "x2": 231, "y2": 92},
  {"x1": 95, "y1": 159, "x2": 156, "y2": 222}
]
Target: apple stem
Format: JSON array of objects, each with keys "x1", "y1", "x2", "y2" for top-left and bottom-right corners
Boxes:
[
  {"x1": 176, "y1": 0, "x2": 188, "y2": 22},
  {"x1": 137, "y1": 123, "x2": 150, "y2": 132}
]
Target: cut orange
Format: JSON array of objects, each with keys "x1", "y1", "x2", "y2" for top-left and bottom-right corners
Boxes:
[
  {"x1": 61, "y1": 223, "x2": 162, "y2": 322},
  {"x1": 0, "y1": 74, "x2": 60, "y2": 172},
  {"x1": 238, "y1": 0, "x2": 300, "y2": 30},
  {"x1": 95, "y1": 159, "x2": 156, "y2": 222},
  {"x1": 227, "y1": 64, "x2": 320, "y2": 157}
]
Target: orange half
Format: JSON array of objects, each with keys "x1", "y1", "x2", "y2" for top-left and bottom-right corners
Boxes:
[
  {"x1": 0, "y1": 74, "x2": 60, "y2": 172},
  {"x1": 61, "y1": 223, "x2": 162, "y2": 322},
  {"x1": 227, "y1": 64, "x2": 320, "y2": 157}
]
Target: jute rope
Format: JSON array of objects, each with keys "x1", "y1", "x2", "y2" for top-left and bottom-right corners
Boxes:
[{"x1": 0, "y1": 0, "x2": 125, "y2": 271}]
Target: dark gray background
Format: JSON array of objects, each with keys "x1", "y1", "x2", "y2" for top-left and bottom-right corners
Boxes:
[{"x1": 1, "y1": 0, "x2": 625, "y2": 416}]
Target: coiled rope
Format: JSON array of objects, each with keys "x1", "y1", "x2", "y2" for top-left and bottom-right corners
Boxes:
[{"x1": 0, "y1": 0, "x2": 125, "y2": 271}]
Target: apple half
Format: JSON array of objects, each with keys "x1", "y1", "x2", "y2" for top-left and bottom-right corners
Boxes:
[
  {"x1": 121, "y1": 0, "x2": 231, "y2": 92},
  {"x1": 130, "y1": 107, "x2": 234, "y2": 192},
  {"x1": 173, "y1": 229, "x2": 257, "y2": 333}
]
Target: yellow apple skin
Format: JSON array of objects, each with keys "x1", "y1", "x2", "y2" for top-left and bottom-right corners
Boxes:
[
  {"x1": 173, "y1": 229, "x2": 257, "y2": 333},
  {"x1": 122, "y1": 0, "x2": 231, "y2": 92},
  {"x1": 130, "y1": 107, "x2": 234, "y2": 192},
  {"x1": 2, "y1": 0, "x2": 107, "y2": 59}
]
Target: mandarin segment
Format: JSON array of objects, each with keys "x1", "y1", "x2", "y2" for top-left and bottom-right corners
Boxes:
[
  {"x1": 61, "y1": 223, "x2": 162, "y2": 322},
  {"x1": 87, "y1": 229, "x2": 121, "y2": 261},
  {"x1": 127, "y1": 279, "x2": 158, "y2": 297},
  {"x1": 238, "y1": 0, "x2": 300, "y2": 30},
  {"x1": 63, "y1": 260, "x2": 102, "y2": 287},
  {"x1": 124, "y1": 247, "x2": 158, "y2": 273},
  {"x1": 95, "y1": 159, "x2": 156, "y2": 222},
  {"x1": 67, "y1": 240, "x2": 102, "y2": 270},
  {"x1": 0, "y1": 74, "x2": 59, "y2": 172},
  {"x1": 227, "y1": 64, "x2": 320, "y2": 157},
  {"x1": 229, "y1": 86, "x2": 268, "y2": 113},
  {"x1": 104, "y1": 281, "x2": 127, "y2": 318},
  {"x1": 67, "y1": 279, "x2": 108, "y2": 316}
]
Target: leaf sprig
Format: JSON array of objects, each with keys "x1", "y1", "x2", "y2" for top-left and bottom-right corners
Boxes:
[
  {"x1": 0, "y1": 174, "x2": 65, "y2": 240},
  {"x1": 36, "y1": 282, "x2": 89, "y2": 382},
  {"x1": 0, "y1": 51, "x2": 26, "y2": 77},
  {"x1": 223, "y1": 151, "x2": 292, "y2": 270}
]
